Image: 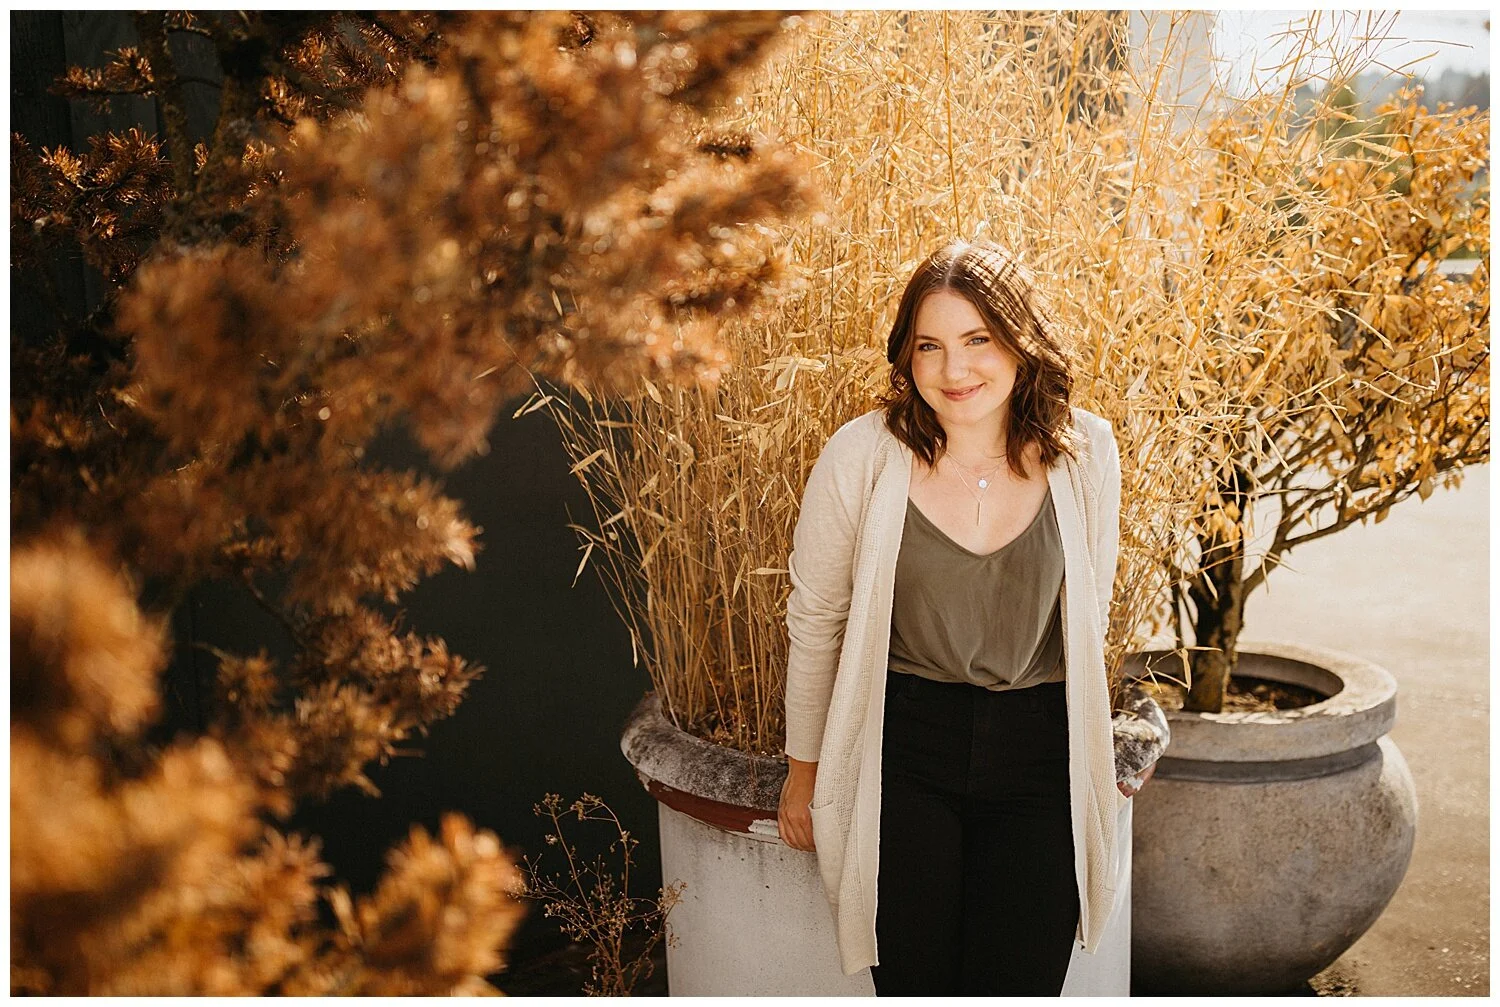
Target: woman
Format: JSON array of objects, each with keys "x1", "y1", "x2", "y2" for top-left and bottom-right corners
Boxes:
[{"x1": 776, "y1": 239, "x2": 1151, "y2": 995}]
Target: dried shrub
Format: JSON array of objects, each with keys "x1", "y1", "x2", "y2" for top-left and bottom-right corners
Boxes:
[
  {"x1": 518, "y1": 793, "x2": 684, "y2": 996},
  {"x1": 1165, "y1": 81, "x2": 1488, "y2": 710},
  {"x1": 12, "y1": 11, "x2": 811, "y2": 993}
]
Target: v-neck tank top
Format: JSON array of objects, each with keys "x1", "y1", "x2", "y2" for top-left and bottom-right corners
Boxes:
[{"x1": 888, "y1": 483, "x2": 1066, "y2": 690}]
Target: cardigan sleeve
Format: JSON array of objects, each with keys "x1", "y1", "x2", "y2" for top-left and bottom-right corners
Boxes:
[
  {"x1": 782, "y1": 426, "x2": 864, "y2": 763},
  {"x1": 1092, "y1": 421, "x2": 1122, "y2": 636}
]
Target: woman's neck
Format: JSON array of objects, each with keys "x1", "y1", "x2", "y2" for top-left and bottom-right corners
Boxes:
[{"x1": 939, "y1": 416, "x2": 1009, "y2": 465}]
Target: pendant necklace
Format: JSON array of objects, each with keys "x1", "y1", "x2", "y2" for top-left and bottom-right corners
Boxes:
[{"x1": 944, "y1": 451, "x2": 1007, "y2": 526}]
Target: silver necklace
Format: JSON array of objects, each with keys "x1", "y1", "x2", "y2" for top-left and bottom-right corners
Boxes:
[{"x1": 942, "y1": 450, "x2": 1008, "y2": 525}]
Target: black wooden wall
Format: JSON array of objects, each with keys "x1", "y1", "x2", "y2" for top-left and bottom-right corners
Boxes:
[{"x1": 11, "y1": 11, "x2": 662, "y2": 970}]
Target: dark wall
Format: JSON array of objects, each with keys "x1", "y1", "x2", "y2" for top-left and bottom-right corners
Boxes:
[
  {"x1": 281, "y1": 412, "x2": 660, "y2": 962},
  {"x1": 11, "y1": 12, "x2": 663, "y2": 965}
]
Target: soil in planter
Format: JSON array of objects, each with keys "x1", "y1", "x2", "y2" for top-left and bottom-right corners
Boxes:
[{"x1": 1137, "y1": 674, "x2": 1324, "y2": 713}]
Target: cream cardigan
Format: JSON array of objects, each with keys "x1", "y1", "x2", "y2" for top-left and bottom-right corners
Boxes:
[{"x1": 783, "y1": 405, "x2": 1127, "y2": 977}]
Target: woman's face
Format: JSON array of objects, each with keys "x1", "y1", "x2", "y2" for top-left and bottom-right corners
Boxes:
[{"x1": 908, "y1": 288, "x2": 1021, "y2": 436}]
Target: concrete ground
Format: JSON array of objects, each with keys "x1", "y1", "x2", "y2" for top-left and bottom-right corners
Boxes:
[{"x1": 1239, "y1": 465, "x2": 1489, "y2": 997}]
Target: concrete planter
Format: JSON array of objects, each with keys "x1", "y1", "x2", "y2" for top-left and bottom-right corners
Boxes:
[
  {"x1": 1126, "y1": 640, "x2": 1418, "y2": 994},
  {"x1": 621, "y1": 692, "x2": 1143, "y2": 995}
]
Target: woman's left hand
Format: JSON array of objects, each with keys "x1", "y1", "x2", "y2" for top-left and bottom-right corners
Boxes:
[{"x1": 1117, "y1": 761, "x2": 1157, "y2": 798}]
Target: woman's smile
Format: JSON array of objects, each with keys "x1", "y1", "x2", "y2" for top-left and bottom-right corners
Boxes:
[{"x1": 942, "y1": 384, "x2": 984, "y2": 401}]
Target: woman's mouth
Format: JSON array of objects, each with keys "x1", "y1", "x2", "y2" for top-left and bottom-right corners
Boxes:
[{"x1": 943, "y1": 384, "x2": 982, "y2": 401}]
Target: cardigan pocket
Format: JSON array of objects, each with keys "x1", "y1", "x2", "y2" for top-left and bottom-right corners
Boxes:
[{"x1": 808, "y1": 796, "x2": 843, "y2": 905}]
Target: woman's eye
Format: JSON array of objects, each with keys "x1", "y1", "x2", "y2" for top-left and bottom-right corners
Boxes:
[
  {"x1": 912, "y1": 334, "x2": 984, "y2": 351},
  {"x1": 916, "y1": 336, "x2": 987, "y2": 351}
]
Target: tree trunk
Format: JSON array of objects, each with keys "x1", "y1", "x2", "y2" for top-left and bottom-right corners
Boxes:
[{"x1": 1185, "y1": 466, "x2": 1250, "y2": 713}]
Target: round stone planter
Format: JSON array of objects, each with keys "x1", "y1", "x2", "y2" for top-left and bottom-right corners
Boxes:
[
  {"x1": 621, "y1": 692, "x2": 1147, "y2": 996},
  {"x1": 1126, "y1": 640, "x2": 1418, "y2": 995}
]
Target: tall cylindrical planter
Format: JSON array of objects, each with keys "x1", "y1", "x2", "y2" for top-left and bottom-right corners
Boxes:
[
  {"x1": 1127, "y1": 640, "x2": 1418, "y2": 994},
  {"x1": 621, "y1": 693, "x2": 1136, "y2": 995}
]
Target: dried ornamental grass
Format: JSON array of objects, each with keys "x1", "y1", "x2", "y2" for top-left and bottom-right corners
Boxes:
[
  {"x1": 551, "y1": 10, "x2": 1488, "y2": 747},
  {"x1": 550, "y1": 11, "x2": 1186, "y2": 753}
]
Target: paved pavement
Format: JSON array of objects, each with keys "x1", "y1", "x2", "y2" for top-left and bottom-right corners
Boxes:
[{"x1": 1238, "y1": 465, "x2": 1489, "y2": 996}]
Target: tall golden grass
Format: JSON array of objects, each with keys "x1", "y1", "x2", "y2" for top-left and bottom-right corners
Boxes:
[{"x1": 545, "y1": 11, "x2": 1489, "y2": 749}]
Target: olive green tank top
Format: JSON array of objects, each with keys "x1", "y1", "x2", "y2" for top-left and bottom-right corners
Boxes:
[{"x1": 888, "y1": 483, "x2": 1066, "y2": 690}]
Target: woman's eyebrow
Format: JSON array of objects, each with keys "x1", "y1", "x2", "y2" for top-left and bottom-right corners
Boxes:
[{"x1": 914, "y1": 326, "x2": 989, "y2": 341}]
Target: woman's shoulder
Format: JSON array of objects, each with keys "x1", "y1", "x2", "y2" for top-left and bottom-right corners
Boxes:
[
  {"x1": 1068, "y1": 406, "x2": 1118, "y2": 458},
  {"x1": 822, "y1": 408, "x2": 892, "y2": 458},
  {"x1": 1067, "y1": 406, "x2": 1119, "y2": 489},
  {"x1": 1068, "y1": 405, "x2": 1114, "y2": 440},
  {"x1": 803, "y1": 408, "x2": 890, "y2": 492}
]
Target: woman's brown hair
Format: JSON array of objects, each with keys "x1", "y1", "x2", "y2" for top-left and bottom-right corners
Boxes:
[{"x1": 878, "y1": 239, "x2": 1079, "y2": 479}]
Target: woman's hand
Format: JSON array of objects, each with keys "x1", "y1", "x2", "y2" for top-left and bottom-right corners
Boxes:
[
  {"x1": 778, "y1": 757, "x2": 818, "y2": 851},
  {"x1": 1117, "y1": 760, "x2": 1157, "y2": 798}
]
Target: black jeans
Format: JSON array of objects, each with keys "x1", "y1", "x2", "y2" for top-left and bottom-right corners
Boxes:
[{"x1": 869, "y1": 671, "x2": 1079, "y2": 996}]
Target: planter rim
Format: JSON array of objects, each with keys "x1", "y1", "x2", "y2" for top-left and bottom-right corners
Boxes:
[
  {"x1": 620, "y1": 693, "x2": 785, "y2": 832},
  {"x1": 623, "y1": 679, "x2": 1172, "y2": 823},
  {"x1": 1127, "y1": 638, "x2": 1398, "y2": 763}
]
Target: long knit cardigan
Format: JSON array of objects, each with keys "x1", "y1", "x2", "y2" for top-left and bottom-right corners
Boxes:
[{"x1": 783, "y1": 405, "x2": 1127, "y2": 977}]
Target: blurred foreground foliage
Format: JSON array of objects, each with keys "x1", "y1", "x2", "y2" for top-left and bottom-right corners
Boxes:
[{"x1": 11, "y1": 10, "x2": 814, "y2": 994}]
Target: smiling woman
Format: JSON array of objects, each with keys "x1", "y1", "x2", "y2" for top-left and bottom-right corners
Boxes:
[
  {"x1": 882, "y1": 242, "x2": 1078, "y2": 482},
  {"x1": 912, "y1": 294, "x2": 1021, "y2": 464},
  {"x1": 778, "y1": 239, "x2": 1144, "y2": 994},
  {"x1": 881, "y1": 243, "x2": 1079, "y2": 555},
  {"x1": 908, "y1": 293, "x2": 1026, "y2": 534}
]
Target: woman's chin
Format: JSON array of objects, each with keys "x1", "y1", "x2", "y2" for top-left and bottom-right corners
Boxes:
[{"x1": 928, "y1": 394, "x2": 1004, "y2": 424}]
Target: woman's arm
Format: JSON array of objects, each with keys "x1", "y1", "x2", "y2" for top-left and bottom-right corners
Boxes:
[
  {"x1": 1092, "y1": 420, "x2": 1122, "y2": 634},
  {"x1": 779, "y1": 755, "x2": 819, "y2": 851},
  {"x1": 782, "y1": 427, "x2": 863, "y2": 764},
  {"x1": 1092, "y1": 419, "x2": 1161, "y2": 798}
]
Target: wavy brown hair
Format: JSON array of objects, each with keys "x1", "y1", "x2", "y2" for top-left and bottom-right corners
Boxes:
[{"x1": 878, "y1": 239, "x2": 1080, "y2": 479}]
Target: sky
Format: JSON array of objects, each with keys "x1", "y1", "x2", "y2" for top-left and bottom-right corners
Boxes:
[{"x1": 1211, "y1": 9, "x2": 1491, "y2": 96}]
